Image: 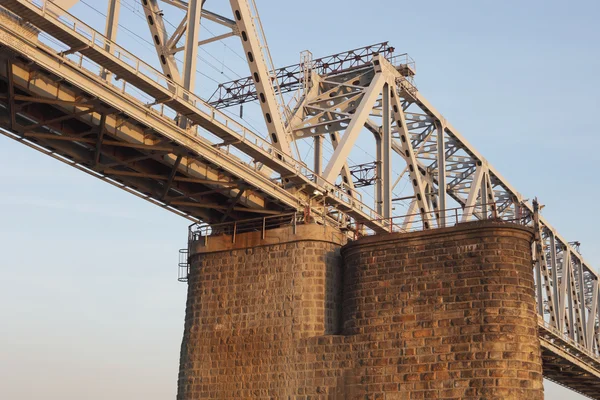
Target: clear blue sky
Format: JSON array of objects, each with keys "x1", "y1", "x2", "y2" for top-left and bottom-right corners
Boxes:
[{"x1": 1, "y1": 0, "x2": 598, "y2": 399}]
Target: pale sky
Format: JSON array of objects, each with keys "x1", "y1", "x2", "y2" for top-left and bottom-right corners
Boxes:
[{"x1": 1, "y1": 0, "x2": 599, "y2": 399}]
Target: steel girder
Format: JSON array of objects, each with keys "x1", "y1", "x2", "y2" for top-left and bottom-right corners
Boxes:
[
  {"x1": 228, "y1": 0, "x2": 292, "y2": 158},
  {"x1": 139, "y1": 0, "x2": 184, "y2": 85},
  {"x1": 0, "y1": 53, "x2": 285, "y2": 223},
  {"x1": 0, "y1": 0, "x2": 388, "y2": 232},
  {"x1": 141, "y1": 0, "x2": 294, "y2": 159}
]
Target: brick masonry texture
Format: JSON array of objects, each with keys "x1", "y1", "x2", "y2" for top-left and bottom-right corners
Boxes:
[{"x1": 177, "y1": 222, "x2": 544, "y2": 399}]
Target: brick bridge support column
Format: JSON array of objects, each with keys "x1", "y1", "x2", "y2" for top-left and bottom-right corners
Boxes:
[{"x1": 177, "y1": 221, "x2": 544, "y2": 399}]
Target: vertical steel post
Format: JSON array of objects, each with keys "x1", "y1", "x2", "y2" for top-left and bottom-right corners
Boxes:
[
  {"x1": 436, "y1": 120, "x2": 447, "y2": 227},
  {"x1": 182, "y1": 0, "x2": 202, "y2": 94},
  {"x1": 589, "y1": 282, "x2": 600, "y2": 349},
  {"x1": 375, "y1": 132, "x2": 383, "y2": 216},
  {"x1": 567, "y1": 269, "x2": 576, "y2": 341},
  {"x1": 102, "y1": 0, "x2": 120, "y2": 80},
  {"x1": 314, "y1": 135, "x2": 322, "y2": 176},
  {"x1": 179, "y1": 0, "x2": 203, "y2": 129},
  {"x1": 140, "y1": 0, "x2": 182, "y2": 87},
  {"x1": 576, "y1": 261, "x2": 587, "y2": 344},
  {"x1": 550, "y1": 233, "x2": 560, "y2": 328},
  {"x1": 558, "y1": 248, "x2": 570, "y2": 332},
  {"x1": 381, "y1": 83, "x2": 392, "y2": 220},
  {"x1": 481, "y1": 171, "x2": 489, "y2": 219},
  {"x1": 535, "y1": 252, "x2": 544, "y2": 315}
]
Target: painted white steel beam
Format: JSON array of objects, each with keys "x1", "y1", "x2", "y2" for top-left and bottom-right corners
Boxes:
[
  {"x1": 329, "y1": 131, "x2": 357, "y2": 198},
  {"x1": 587, "y1": 281, "x2": 599, "y2": 349},
  {"x1": 181, "y1": 0, "x2": 202, "y2": 94},
  {"x1": 229, "y1": 0, "x2": 292, "y2": 158},
  {"x1": 390, "y1": 81, "x2": 431, "y2": 226},
  {"x1": 461, "y1": 164, "x2": 485, "y2": 222},
  {"x1": 140, "y1": 0, "x2": 182, "y2": 84},
  {"x1": 436, "y1": 120, "x2": 447, "y2": 226},
  {"x1": 50, "y1": 0, "x2": 79, "y2": 10},
  {"x1": 171, "y1": 32, "x2": 236, "y2": 53},
  {"x1": 165, "y1": 15, "x2": 187, "y2": 52},
  {"x1": 559, "y1": 248, "x2": 571, "y2": 333},
  {"x1": 322, "y1": 73, "x2": 386, "y2": 184},
  {"x1": 104, "y1": 0, "x2": 120, "y2": 42},
  {"x1": 101, "y1": 0, "x2": 120, "y2": 80},
  {"x1": 160, "y1": 0, "x2": 237, "y2": 30},
  {"x1": 314, "y1": 135, "x2": 322, "y2": 175},
  {"x1": 376, "y1": 83, "x2": 392, "y2": 218}
]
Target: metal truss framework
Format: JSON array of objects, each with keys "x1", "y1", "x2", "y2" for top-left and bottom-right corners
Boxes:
[
  {"x1": 0, "y1": 1, "x2": 599, "y2": 396},
  {"x1": 207, "y1": 42, "x2": 401, "y2": 108}
]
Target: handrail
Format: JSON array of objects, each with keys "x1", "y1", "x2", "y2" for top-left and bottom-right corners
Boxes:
[
  {"x1": 355, "y1": 201, "x2": 529, "y2": 236},
  {"x1": 189, "y1": 212, "x2": 303, "y2": 242}
]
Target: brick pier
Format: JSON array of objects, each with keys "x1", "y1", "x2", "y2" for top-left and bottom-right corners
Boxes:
[{"x1": 177, "y1": 221, "x2": 544, "y2": 399}]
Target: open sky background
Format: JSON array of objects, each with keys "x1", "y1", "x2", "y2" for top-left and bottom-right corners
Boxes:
[{"x1": 1, "y1": 0, "x2": 599, "y2": 398}]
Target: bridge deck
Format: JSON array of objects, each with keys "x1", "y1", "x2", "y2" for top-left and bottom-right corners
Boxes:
[{"x1": 540, "y1": 323, "x2": 600, "y2": 399}]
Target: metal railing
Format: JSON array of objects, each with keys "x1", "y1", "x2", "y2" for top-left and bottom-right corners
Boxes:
[
  {"x1": 353, "y1": 201, "x2": 529, "y2": 238},
  {"x1": 539, "y1": 317, "x2": 600, "y2": 362},
  {"x1": 189, "y1": 212, "x2": 303, "y2": 243},
  {"x1": 185, "y1": 201, "x2": 527, "y2": 248}
]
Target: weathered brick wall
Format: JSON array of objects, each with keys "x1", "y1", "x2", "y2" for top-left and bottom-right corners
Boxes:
[
  {"x1": 342, "y1": 222, "x2": 544, "y2": 399},
  {"x1": 177, "y1": 222, "x2": 544, "y2": 399},
  {"x1": 177, "y1": 224, "x2": 346, "y2": 399}
]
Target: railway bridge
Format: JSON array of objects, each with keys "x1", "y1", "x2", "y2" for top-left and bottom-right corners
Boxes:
[{"x1": 0, "y1": 0, "x2": 599, "y2": 398}]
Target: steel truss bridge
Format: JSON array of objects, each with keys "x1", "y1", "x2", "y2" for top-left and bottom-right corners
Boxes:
[{"x1": 0, "y1": 0, "x2": 598, "y2": 397}]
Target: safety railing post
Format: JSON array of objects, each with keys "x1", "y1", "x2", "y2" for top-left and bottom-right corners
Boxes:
[
  {"x1": 261, "y1": 217, "x2": 266, "y2": 240},
  {"x1": 232, "y1": 222, "x2": 237, "y2": 243}
]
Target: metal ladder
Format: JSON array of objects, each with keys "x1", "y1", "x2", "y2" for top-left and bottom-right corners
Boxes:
[{"x1": 178, "y1": 248, "x2": 189, "y2": 282}]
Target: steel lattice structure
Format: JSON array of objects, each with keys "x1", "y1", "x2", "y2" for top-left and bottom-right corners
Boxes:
[{"x1": 0, "y1": 0, "x2": 599, "y2": 397}]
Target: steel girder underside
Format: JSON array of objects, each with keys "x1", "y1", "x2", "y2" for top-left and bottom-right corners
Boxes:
[{"x1": 0, "y1": 50, "x2": 295, "y2": 223}]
